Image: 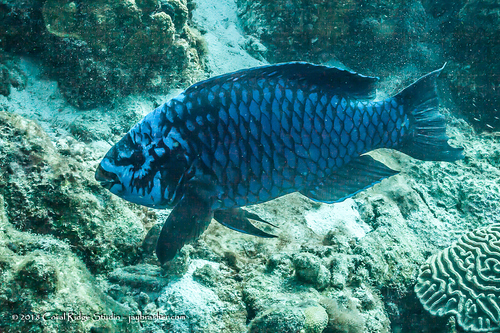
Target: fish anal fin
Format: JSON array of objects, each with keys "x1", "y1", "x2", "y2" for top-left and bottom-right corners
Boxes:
[
  {"x1": 214, "y1": 208, "x2": 278, "y2": 238},
  {"x1": 301, "y1": 155, "x2": 399, "y2": 203}
]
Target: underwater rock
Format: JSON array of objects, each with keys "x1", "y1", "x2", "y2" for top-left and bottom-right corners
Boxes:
[
  {"x1": 136, "y1": 0, "x2": 160, "y2": 14},
  {"x1": 34, "y1": 0, "x2": 205, "y2": 108},
  {"x1": 330, "y1": 255, "x2": 351, "y2": 290},
  {"x1": 0, "y1": 50, "x2": 27, "y2": 96},
  {"x1": 236, "y1": 0, "x2": 442, "y2": 75},
  {"x1": 108, "y1": 264, "x2": 169, "y2": 291},
  {"x1": 266, "y1": 252, "x2": 295, "y2": 277},
  {"x1": 319, "y1": 296, "x2": 366, "y2": 333},
  {"x1": 155, "y1": 259, "x2": 237, "y2": 332},
  {"x1": 248, "y1": 305, "x2": 306, "y2": 333},
  {"x1": 242, "y1": 273, "x2": 283, "y2": 317},
  {"x1": 0, "y1": 194, "x2": 138, "y2": 333},
  {"x1": 415, "y1": 223, "x2": 500, "y2": 332},
  {"x1": 248, "y1": 300, "x2": 329, "y2": 333},
  {"x1": 0, "y1": 0, "x2": 46, "y2": 53},
  {"x1": 15, "y1": 256, "x2": 58, "y2": 296},
  {"x1": 293, "y1": 252, "x2": 331, "y2": 290},
  {"x1": 240, "y1": 259, "x2": 389, "y2": 332},
  {"x1": 0, "y1": 111, "x2": 148, "y2": 273},
  {"x1": 160, "y1": 0, "x2": 189, "y2": 31},
  {"x1": 192, "y1": 263, "x2": 221, "y2": 287}
]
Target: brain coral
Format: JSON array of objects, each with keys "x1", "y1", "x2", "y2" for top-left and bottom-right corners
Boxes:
[{"x1": 415, "y1": 223, "x2": 500, "y2": 332}]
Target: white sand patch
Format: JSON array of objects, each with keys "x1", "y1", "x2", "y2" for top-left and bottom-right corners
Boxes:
[
  {"x1": 0, "y1": 57, "x2": 158, "y2": 143},
  {"x1": 192, "y1": 0, "x2": 264, "y2": 75},
  {"x1": 305, "y1": 199, "x2": 372, "y2": 239}
]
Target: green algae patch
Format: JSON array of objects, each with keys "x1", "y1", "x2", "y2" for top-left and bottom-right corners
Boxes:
[
  {"x1": 0, "y1": 194, "x2": 138, "y2": 333},
  {"x1": 39, "y1": 0, "x2": 205, "y2": 108},
  {"x1": 0, "y1": 111, "x2": 147, "y2": 273}
]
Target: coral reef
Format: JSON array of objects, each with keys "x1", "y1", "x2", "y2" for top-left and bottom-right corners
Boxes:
[
  {"x1": 0, "y1": 0, "x2": 498, "y2": 332},
  {"x1": 0, "y1": 194, "x2": 139, "y2": 333},
  {"x1": 0, "y1": 50, "x2": 26, "y2": 96},
  {"x1": 236, "y1": 0, "x2": 441, "y2": 76},
  {"x1": 350, "y1": 115, "x2": 500, "y2": 332},
  {"x1": 415, "y1": 223, "x2": 500, "y2": 332},
  {"x1": 1, "y1": 0, "x2": 206, "y2": 108},
  {"x1": 39, "y1": 0, "x2": 206, "y2": 108},
  {"x1": 293, "y1": 252, "x2": 331, "y2": 290},
  {"x1": 0, "y1": 111, "x2": 149, "y2": 273}
]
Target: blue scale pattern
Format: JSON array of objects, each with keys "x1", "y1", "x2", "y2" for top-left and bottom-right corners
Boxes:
[{"x1": 168, "y1": 69, "x2": 409, "y2": 209}]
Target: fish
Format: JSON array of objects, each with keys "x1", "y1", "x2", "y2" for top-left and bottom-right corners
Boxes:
[{"x1": 95, "y1": 62, "x2": 464, "y2": 264}]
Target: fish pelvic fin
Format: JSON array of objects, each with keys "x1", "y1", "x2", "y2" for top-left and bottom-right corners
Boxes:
[
  {"x1": 396, "y1": 65, "x2": 464, "y2": 162},
  {"x1": 155, "y1": 180, "x2": 215, "y2": 264},
  {"x1": 214, "y1": 208, "x2": 278, "y2": 238}
]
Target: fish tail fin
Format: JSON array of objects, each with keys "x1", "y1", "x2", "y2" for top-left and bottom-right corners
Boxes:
[{"x1": 396, "y1": 64, "x2": 464, "y2": 162}]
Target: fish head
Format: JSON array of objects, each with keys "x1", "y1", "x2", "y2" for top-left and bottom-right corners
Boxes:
[{"x1": 95, "y1": 121, "x2": 191, "y2": 209}]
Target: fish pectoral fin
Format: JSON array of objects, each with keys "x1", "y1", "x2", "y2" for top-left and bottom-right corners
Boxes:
[
  {"x1": 300, "y1": 155, "x2": 399, "y2": 204},
  {"x1": 214, "y1": 208, "x2": 278, "y2": 238},
  {"x1": 155, "y1": 184, "x2": 214, "y2": 264}
]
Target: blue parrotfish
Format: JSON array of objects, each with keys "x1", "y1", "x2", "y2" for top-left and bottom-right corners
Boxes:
[{"x1": 95, "y1": 62, "x2": 463, "y2": 263}]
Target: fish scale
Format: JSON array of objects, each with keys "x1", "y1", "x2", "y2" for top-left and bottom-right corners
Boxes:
[
  {"x1": 175, "y1": 74, "x2": 391, "y2": 209},
  {"x1": 96, "y1": 62, "x2": 464, "y2": 263}
]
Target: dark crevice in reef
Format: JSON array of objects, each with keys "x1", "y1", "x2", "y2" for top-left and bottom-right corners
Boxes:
[{"x1": 381, "y1": 286, "x2": 452, "y2": 333}]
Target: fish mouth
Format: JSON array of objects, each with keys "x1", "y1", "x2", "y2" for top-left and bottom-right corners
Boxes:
[{"x1": 95, "y1": 164, "x2": 120, "y2": 190}]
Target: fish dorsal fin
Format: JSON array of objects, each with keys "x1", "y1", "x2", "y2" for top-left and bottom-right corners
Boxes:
[
  {"x1": 187, "y1": 62, "x2": 379, "y2": 100},
  {"x1": 300, "y1": 155, "x2": 399, "y2": 204}
]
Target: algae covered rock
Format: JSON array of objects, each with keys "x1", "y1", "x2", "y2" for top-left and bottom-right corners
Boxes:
[
  {"x1": 15, "y1": 255, "x2": 58, "y2": 296},
  {"x1": 248, "y1": 301, "x2": 329, "y2": 333},
  {"x1": 0, "y1": 0, "x2": 46, "y2": 54},
  {"x1": 236, "y1": 0, "x2": 441, "y2": 76},
  {"x1": 38, "y1": 0, "x2": 205, "y2": 108},
  {"x1": 293, "y1": 252, "x2": 331, "y2": 290},
  {"x1": 249, "y1": 305, "x2": 306, "y2": 333},
  {"x1": 0, "y1": 111, "x2": 148, "y2": 273},
  {"x1": 155, "y1": 259, "x2": 247, "y2": 332},
  {"x1": 160, "y1": 0, "x2": 189, "y2": 31},
  {"x1": 0, "y1": 194, "x2": 138, "y2": 333},
  {"x1": 0, "y1": 50, "x2": 27, "y2": 96}
]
